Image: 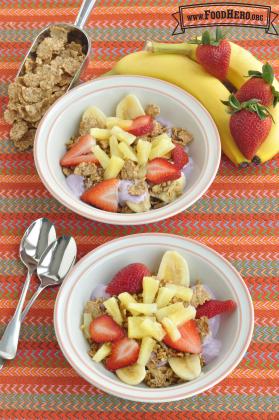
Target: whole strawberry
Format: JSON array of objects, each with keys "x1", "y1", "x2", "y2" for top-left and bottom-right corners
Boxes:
[
  {"x1": 222, "y1": 94, "x2": 273, "y2": 160},
  {"x1": 190, "y1": 28, "x2": 231, "y2": 81},
  {"x1": 236, "y1": 63, "x2": 279, "y2": 107}
]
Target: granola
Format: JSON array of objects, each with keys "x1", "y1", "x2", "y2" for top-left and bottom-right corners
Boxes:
[{"x1": 172, "y1": 127, "x2": 193, "y2": 146}]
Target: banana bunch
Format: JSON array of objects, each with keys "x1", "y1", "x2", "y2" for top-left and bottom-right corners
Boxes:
[{"x1": 108, "y1": 42, "x2": 279, "y2": 166}]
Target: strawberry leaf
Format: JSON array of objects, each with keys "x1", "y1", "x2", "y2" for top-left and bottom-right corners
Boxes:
[
  {"x1": 262, "y1": 63, "x2": 274, "y2": 85},
  {"x1": 201, "y1": 31, "x2": 211, "y2": 45}
]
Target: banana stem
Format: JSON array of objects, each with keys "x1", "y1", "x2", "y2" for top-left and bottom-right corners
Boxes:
[{"x1": 145, "y1": 41, "x2": 195, "y2": 58}]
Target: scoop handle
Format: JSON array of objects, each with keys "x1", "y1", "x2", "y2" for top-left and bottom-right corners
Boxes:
[{"x1": 75, "y1": 0, "x2": 97, "y2": 29}]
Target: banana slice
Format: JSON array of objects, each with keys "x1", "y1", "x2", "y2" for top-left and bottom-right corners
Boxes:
[
  {"x1": 126, "y1": 196, "x2": 151, "y2": 213},
  {"x1": 150, "y1": 174, "x2": 186, "y2": 204},
  {"x1": 80, "y1": 106, "x2": 107, "y2": 131},
  {"x1": 157, "y1": 251, "x2": 190, "y2": 286},
  {"x1": 116, "y1": 94, "x2": 145, "y2": 120},
  {"x1": 168, "y1": 355, "x2": 201, "y2": 381},
  {"x1": 116, "y1": 363, "x2": 146, "y2": 385}
]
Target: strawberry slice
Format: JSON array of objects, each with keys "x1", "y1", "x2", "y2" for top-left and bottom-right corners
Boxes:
[
  {"x1": 89, "y1": 315, "x2": 125, "y2": 343},
  {"x1": 106, "y1": 263, "x2": 150, "y2": 295},
  {"x1": 127, "y1": 115, "x2": 153, "y2": 136},
  {"x1": 105, "y1": 337, "x2": 140, "y2": 371},
  {"x1": 146, "y1": 158, "x2": 181, "y2": 184},
  {"x1": 163, "y1": 319, "x2": 201, "y2": 354},
  {"x1": 81, "y1": 178, "x2": 119, "y2": 212},
  {"x1": 60, "y1": 134, "x2": 98, "y2": 167},
  {"x1": 171, "y1": 144, "x2": 189, "y2": 169},
  {"x1": 196, "y1": 299, "x2": 236, "y2": 319}
]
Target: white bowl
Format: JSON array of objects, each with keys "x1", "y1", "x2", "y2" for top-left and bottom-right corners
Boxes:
[
  {"x1": 54, "y1": 234, "x2": 254, "y2": 402},
  {"x1": 34, "y1": 75, "x2": 221, "y2": 225}
]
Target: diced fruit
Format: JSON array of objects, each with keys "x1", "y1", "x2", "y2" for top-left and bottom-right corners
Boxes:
[
  {"x1": 171, "y1": 144, "x2": 189, "y2": 169},
  {"x1": 90, "y1": 128, "x2": 111, "y2": 140},
  {"x1": 157, "y1": 251, "x2": 190, "y2": 286},
  {"x1": 128, "y1": 316, "x2": 156, "y2": 339},
  {"x1": 143, "y1": 276, "x2": 160, "y2": 304},
  {"x1": 111, "y1": 126, "x2": 136, "y2": 145},
  {"x1": 137, "y1": 139, "x2": 152, "y2": 165},
  {"x1": 161, "y1": 317, "x2": 181, "y2": 342},
  {"x1": 116, "y1": 94, "x2": 145, "y2": 120},
  {"x1": 163, "y1": 319, "x2": 201, "y2": 353},
  {"x1": 151, "y1": 133, "x2": 170, "y2": 148},
  {"x1": 92, "y1": 343, "x2": 111, "y2": 362},
  {"x1": 126, "y1": 197, "x2": 151, "y2": 213},
  {"x1": 127, "y1": 115, "x2": 154, "y2": 136},
  {"x1": 116, "y1": 363, "x2": 146, "y2": 385},
  {"x1": 106, "y1": 263, "x2": 150, "y2": 295},
  {"x1": 106, "y1": 117, "x2": 132, "y2": 130},
  {"x1": 60, "y1": 135, "x2": 97, "y2": 167},
  {"x1": 156, "y1": 302, "x2": 185, "y2": 322},
  {"x1": 109, "y1": 135, "x2": 122, "y2": 157},
  {"x1": 105, "y1": 337, "x2": 140, "y2": 371},
  {"x1": 155, "y1": 286, "x2": 176, "y2": 308},
  {"x1": 81, "y1": 106, "x2": 106, "y2": 128},
  {"x1": 137, "y1": 337, "x2": 156, "y2": 366},
  {"x1": 196, "y1": 299, "x2": 237, "y2": 319},
  {"x1": 168, "y1": 355, "x2": 201, "y2": 380},
  {"x1": 92, "y1": 145, "x2": 110, "y2": 169},
  {"x1": 168, "y1": 305, "x2": 196, "y2": 326},
  {"x1": 149, "y1": 136, "x2": 175, "y2": 160},
  {"x1": 89, "y1": 314, "x2": 125, "y2": 343},
  {"x1": 118, "y1": 142, "x2": 138, "y2": 162},
  {"x1": 118, "y1": 292, "x2": 138, "y2": 315},
  {"x1": 104, "y1": 156, "x2": 124, "y2": 179},
  {"x1": 103, "y1": 297, "x2": 123, "y2": 325},
  {"x1": 128, "y1": 303, "x2": 157, "y2": 315},
  {"x1": 166, "y1": 284, "x2": 193, "y2": 302},
  {"x1": 81, "y1": 178, "x2": 119, "y2": 212},
  {"x1": 81, "y1": 312, "x2": 92, "y2": 339},
  {"x1": 146, "y1": 158, "x2": 181, "y2": 184},
  {"x1": 141, "y1": 318, "x2": 165, "y2": 341}
]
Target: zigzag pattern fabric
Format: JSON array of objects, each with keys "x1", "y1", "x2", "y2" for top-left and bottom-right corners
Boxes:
[{"x1": 0, "y1": 0, "x2": 278, "y2": 417}]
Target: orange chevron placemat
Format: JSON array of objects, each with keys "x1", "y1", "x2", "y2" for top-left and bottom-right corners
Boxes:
[{"x1": 0, "y1": 0, "x2": 278, "y2": 418}]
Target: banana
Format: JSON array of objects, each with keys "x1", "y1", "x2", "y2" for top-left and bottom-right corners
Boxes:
[
  {"x1": 112, "y1": 51, "x2": 249, "y2": 166},
  {"x1": 116, "y1": 94, "x2": 145, "y2": 119},
  {"x1": 81, "y1": 106, "x2": 107, "y2": 129},
  {"x1": 157, "y1": 251, "x2": 190, "y2": 286},
  {"x1": 169, "y1": 355, "x2": 201, "y2": 381},
  {"x1": 126, "y1": 196, "x2": 151, "y2": 213},
  {"x1": 116, "y1": 363, "x2": 146, "y2": 385},
  {"x1": 150, "y1": 173, "x2": 186, "y2": 203}
]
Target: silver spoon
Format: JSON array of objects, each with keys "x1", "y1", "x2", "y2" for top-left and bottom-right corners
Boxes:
[
  {"x1": 0, "y1": 236, "x2": 77, "y2": 365},
  {"x1": 0, "y1": 218, "x2": 56, "y2": 368}
]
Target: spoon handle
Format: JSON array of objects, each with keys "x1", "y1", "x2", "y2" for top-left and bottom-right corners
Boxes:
[
  {"x1": 21, "y1": 285, "x2": 46, "y2": 321},
  {"x1": 74, "y1": 0, "x2": 97, "y2": 29}
]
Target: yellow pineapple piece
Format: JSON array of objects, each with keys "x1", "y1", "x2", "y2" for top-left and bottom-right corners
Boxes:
[
  {"x1": 166, "y1": 284, "x2": 193, "y2": 302},
  {"x1": 81, "y1": 313, "x2": 92, "y2": 339},
  {"x1": 92, "y1": 145, "x2": 110, "y2": 169},
  {"x1": 149, "y1": 137, "x2": 175, "y2": 160},
  {"x1": 155, "y1": 286, "x2": 176, "y2": 308},
  {"x1": 104, "y1": 156, "x2": 124, "y2": 179},
  {"x1": 137, "y1": 337, "x2": 155, "y2": 366},
  {"x1": 156, "y1": 302, "x2": 185, "y2": 322},
  {"x1": 151, "y1": 133, "x2": 171, "y2": 148},
  {"x1": 111, "y1": 126, "x2": 136, "y2": 145},
  {"x1": 161, "y1": 317, "x2": 181, "y2": 342},
  {"x1": 109, "y1": 135, "x2": 122, "y2": 158},
  {"x1": 143, "y1": 276, "x2": 160, "y2": 304},
  {"x1": 106, "y1": 117, "x2": 132, "y2": 130},
  {"x1": 90, "y1": 128, "x2": 111, "y2": 140},
  {"x1": 128, "y1": 303, "x2": 157, "y2": 315},
  {"x1": 118, "y1": 142, "x2": 138, "y2": 162},
  {"x1": 92, "y1": 343, "x2": 111, "y2": 362},
  {"x1": 168, "y1": 305, "x2": 196, "y2": 326},
  {"x1": 128, "y1": 316, "x2": 155, "y2": 339},
  {"x1": 118, "y1": 292, "x2": 138, "y2": 315},
  {"x1": 141, "y1": 318, "x2": 165, "y2": 341},
  {"x1": 136, "y1": 140, "x2": 152, "y2": 165},
  {"x1": 103, "y1": 297, "x2": 123, "y2": 325}
]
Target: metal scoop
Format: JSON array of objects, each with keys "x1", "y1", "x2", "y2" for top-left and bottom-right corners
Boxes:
[{"x1": 17, "y1": 0, "x2": 97, "y2": 90}]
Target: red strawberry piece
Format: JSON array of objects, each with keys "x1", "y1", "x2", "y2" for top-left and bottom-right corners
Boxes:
[
  {"x1": 60, "y1": 134, "x2": 98, "y2": 167},
  {"x1": 106, "y1": 263, "x2": 150, "y2": 295},
  {"x1": 163, "y1": 319, "x2": 201, "y2": 354},
  {"x1": 81, "y1": 178, "x2": 119, "y2": 212},
  {"x1": 196, "y1": 299, "x2": 237, "y2": 319},
  {"x1": 146, "y1": 158, "x2": 181, "y2": 184},
  {"x1": 89, "y1": 315, "x2": 125, "y2": 343},
  {"x1": 127, "y1": 115, "x2": 154, "y2": 136},
  {"x1": 171, "y1": 144, "x2": 189, "y2": 169},
  {"x1": 105, "y1": 337, "x2": 140, "y2": 371}
]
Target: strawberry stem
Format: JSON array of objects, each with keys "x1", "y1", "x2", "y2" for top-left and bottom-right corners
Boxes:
[
  {"x1": 222, "y1": 94, "x2": 274, "y2": 122},
  {"x1": 145, "y1": 40, "x2": 194, "y2": 56}
]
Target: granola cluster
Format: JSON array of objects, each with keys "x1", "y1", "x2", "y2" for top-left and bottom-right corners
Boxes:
[{"x1": 4, "y1": 25, "x2": 85, "y2": 150}]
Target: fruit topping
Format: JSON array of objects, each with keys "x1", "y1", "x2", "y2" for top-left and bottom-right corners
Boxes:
[
  {"x1": 89, "y1": 314, "x2": 125, "y2": 343},
  {"x1": 105, "y1": 337, "x2": 140, "y2": 371},
  {"x1": 163, "y1": 319, "x2": 202, "y2": 354},
  {"x1": 116, "y1": 363, "x2": 146, "y2": 385},
  {"x1": 168, "y1": 354, "x2": 201, "y2": 380},
  {"x1": 146, "y1": 158, "x2": 181, "y2": 184},
  {"x1": 81, "y1": 178, "x2": 119, "y2": 212},
  {"x1": 60, "y1": 134, "x2": 97, "y2": 167},
  {"x1": 127, "y1": 115, "x2": 154, "y2": 136},
  {"x1": 171, "y1": 144, "x2": 189, "y2": 169},
  {"x1": 106, "y1": 263, "x2": 150, "y2": 295},
  {"x1": 196, "y1": 299, "x2": 236, "y2": 319},
  {"x1": 157, "y1": 250, "x2": 190, "y2": 286}
]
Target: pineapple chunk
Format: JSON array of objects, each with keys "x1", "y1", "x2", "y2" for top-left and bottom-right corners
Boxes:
[
  {"x1": 92, "y1": 343, "x2": 111, "y2": 362},
  {"x1": 155, "y1": 287, "x2": 176, "y2": 308},
  {"x1": 109, "y1": 135, "x2": 122, "y2": 158},
  {"x1": 111, "y1": 126, "x2": 136, "y2": 145},
  {"x1": 118, "y1": 292, "x2": 138, "y2": 315},
  {"x1": 151, "y1": 133, "x2": 171, "y2": 148},
  {"x1": 137, "y1": 140, "x2": 152, "y2": 165},
  {"x1": 128, "y1": 316, "x2": 155, "y2": 339},
  {"x1": 156, "y1": 302, "x2": 185, "y2": 322},
  {"x1": 81, "y1": 312, "x2": 92, "y2": 339},
  {"x1": 103, "y1": 297, "x2": 123, "y2": 325},
  {"x1": 106, "y1": 117, "x2": 132, "y2": 130},
  {"x1": 104, "y1": 156, "x2": 124, "y2": 179},
  {"x1": 137, "y1": 337, "x2": 155, "y2": 366},
  {"x1": 143, "y1": 276, "x2": 159, "y2": 304},
  {"x1": 141, "y1": 318, "x2": 165, "y2": 341},
  {"x1": 128, "y1": 303, "x2": 157, "y2": 315},
  {"x1": 92, "y1": 145, "x2": 110, "y2": 169},
  {"x1": 118, "y1": 142, "x2": 138, "y2": 162},
  {"x1": 161, "y1": 317, "x2": 181, "y2": 342},
  {"x1": 168, "y1": 305, "x2": 196, "y2": 326},
  {"x1": 90, "y1": 128, "x2": 111, "y2": 140},
  {"x1": 166, "y1": 284, "x2": 193, "y2": 302},
  {"x1": 149, "y1": 137, "x2": 175, "y2": 160}
]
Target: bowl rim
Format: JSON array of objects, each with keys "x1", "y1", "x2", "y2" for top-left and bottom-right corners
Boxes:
[
  {"x1": 54, "y1": 233, "x2": 254, "y2": 402},
  {"x1": 34, "y1": 75, "x2": 221, "y2": 225}
]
